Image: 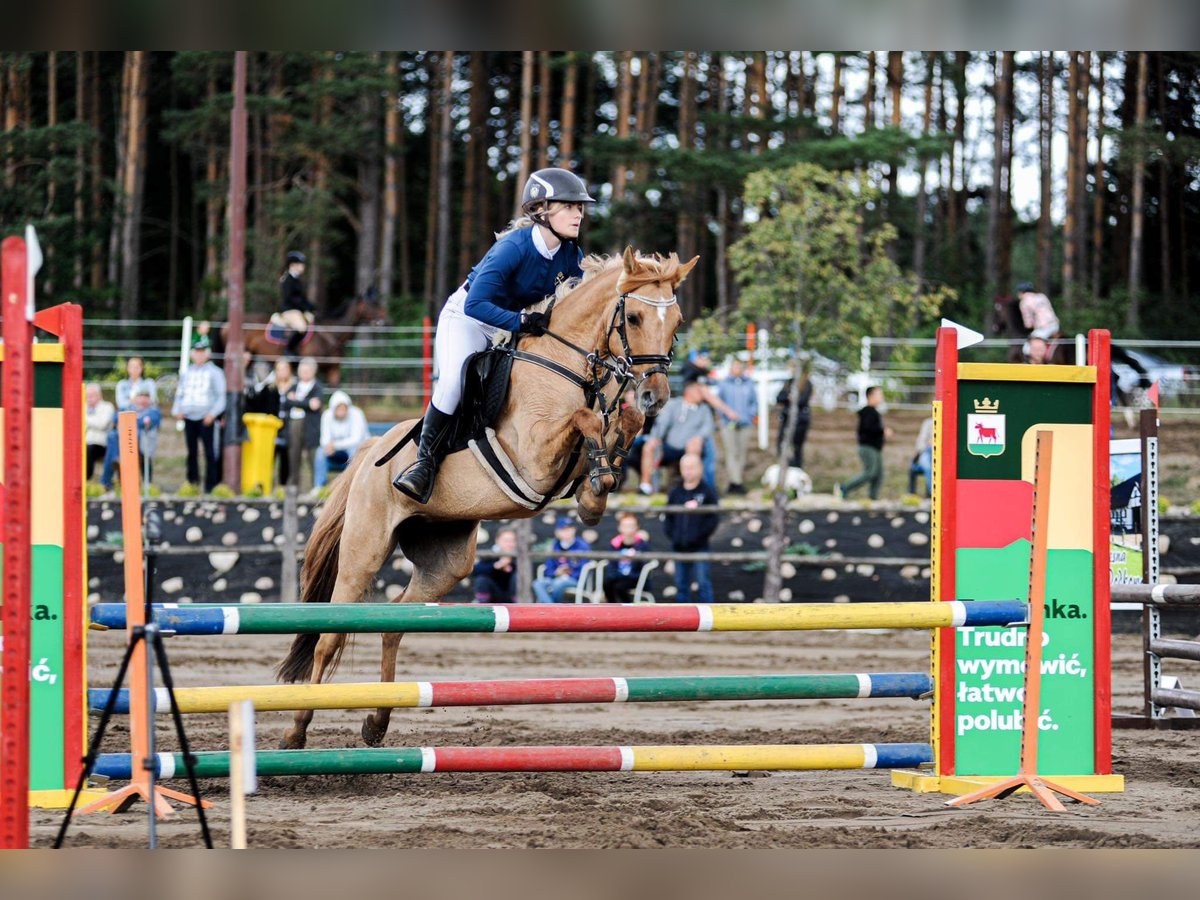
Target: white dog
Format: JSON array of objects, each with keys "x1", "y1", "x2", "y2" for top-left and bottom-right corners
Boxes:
[{"x1": 761, "y1": 464, "x2": 812, "y2": 495}]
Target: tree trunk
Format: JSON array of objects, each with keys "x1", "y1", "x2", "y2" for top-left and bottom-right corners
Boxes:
[
  {"x1": 1074, "y1": 52, "x2": 1092, "y2": 297},
  {"x1": 831, "y1": 53, "x2": 844, "y2": 134},
  {"x1": 535, "y1": 51, "x2": 551, "y2": 170},
  {"x1": 434, "y1": 51, "x2": 455, "y2": 306},
  {"x1": 1062, "y1": 53, "x2": 1080, "y2": 304},
  {"x1": 913, "y1": 53, "x2": 935, "y2": 282},
  {"x1": 379, "y1": 53, "x2": 400, "y2": 300},
  {"x1": 611, "y1": 51, "x2": 633, "y2": 201},
  {"x1": 204, "y1": 72, "x2": 222, "y2": 301},
  {"x1": 309, "y1": 58, "x2": 335, "y2": 313},
  {"x1": 864, "y1": 52, "x2": 877, "y2": 130},
  {"x1": 73, "y1": 51, "x2": 86, "y2": 290},
  {"x1": 424, "y1": 53, "x2": 443, "y2": 317},
  {"x1": 885, "y1": 51, "x2": 903, "y2": 206},
  {"x1": 1037, "y1": 52, "x2": 1054, "y2": 292},
  {"x1": 633, "y1": 52, "x2": 661, "y2": 183},
  {"x1": 44, "y1": 51, "x2": 57, "y2": 296},
  {"x1": 355, "y1": 77, "x2": 382, "y2": 297},
  {"x1": 117, "y1": 52, "x2": 149, "y2": 319},
  {"x1": 1156, "y1": 52, "x2": 1171, "y2": 303},
  {"x1": 559, "y1": 55, "x2": 578, "y2": 165},
  {"x1": 107, "y1": 53, "x2": 131, "y2": 290},
  {"x1": 712, "y1": 53, "x2": 730, "y2": 320},
  {"x1": 985, "y1": 53, "x2": 1003, "y2": 296},
  {"x1": 948, "y1": 52, "x2": 967, "y2": 271},
  {"x1": 515, "y1": 51, "x2": 535, "y2": 212},
  {"x1": 168, "y1": 71, "x2": 180, "y2": 319},
  {"x1": 676, "y1": 52, "x2": 698, "y2": 322},
  {"x1": 1126, "y1": 51, "x2": 1148, "y2": 330},
  {"x1": 997, "y1": 51, "x2": 1015, "y2": 295},
  {"x1": 457, "y1": 52, "x2": 486, "y2": 276},
  {"x1": 89, "y1": 52, "x2": 103, "y2": 291},
  {"x1": 1091, "y1": 53, "x2": 1107, "y2": 302}
]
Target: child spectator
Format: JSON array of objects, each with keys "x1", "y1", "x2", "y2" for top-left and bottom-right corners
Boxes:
[
  {"x1": 532, "y1": 516, "x2": 591, "y2": 604},
  {"x1": 663, "y1": 452, "x2": 719, "y2": 603},
  {"x1": 315, "y1": 390, "x2": 370, "y2": 491},
  {"x1": 604, "y1": 511, "x2": 651, "y2": 602},
  {"x1": 836, "y1": 385, "x2": 894, "y2": 501},
  {"x1": 131, "y1": 386, "x2": 163, "y2": 484},
  {"x1": 84, "y1": 383, "x2": 115, "y2": 481},
  {"x1": 472, "y1": 527, "x2": 519, "y2": 603}
]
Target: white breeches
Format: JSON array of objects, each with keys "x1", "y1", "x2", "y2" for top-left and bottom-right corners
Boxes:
[{"x1": 431, "y1": 286, "x2": 501, "y2": 414}]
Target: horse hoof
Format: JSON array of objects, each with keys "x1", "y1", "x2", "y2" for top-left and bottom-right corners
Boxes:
[
  {"x1": 280, "y1": 730, "x2": 307, "y2": 750},
  {"x1": 361, "y1": 715, "x2": 388, "y2": 747}
]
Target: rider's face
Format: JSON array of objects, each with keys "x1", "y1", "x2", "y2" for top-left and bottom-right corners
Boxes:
[{"x1": 545, "y1": 202, "x2": 584, "y2": 238}]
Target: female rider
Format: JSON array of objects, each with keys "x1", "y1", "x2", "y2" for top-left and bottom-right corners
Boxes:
[{"x1": 393, "y1": 168, "x2": 596, "y2": 502}]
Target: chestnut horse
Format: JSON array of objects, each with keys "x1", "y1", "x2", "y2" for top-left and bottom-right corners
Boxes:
[
  {"x1": 215, "y1": 292, "x2": 389, "y2": 385},
  {"x1": 275, "y1": 248, "x2": 695, "y2": 749}
]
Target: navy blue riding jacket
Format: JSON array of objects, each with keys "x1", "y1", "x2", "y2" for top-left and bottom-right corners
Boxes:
[{"x1": 462, "y1": 227, "x2": 584, "y2": 332}]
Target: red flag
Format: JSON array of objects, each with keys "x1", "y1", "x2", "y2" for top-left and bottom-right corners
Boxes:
[{"x1": 1146, "y1": 381, "x2": 1160, "y2": 411}]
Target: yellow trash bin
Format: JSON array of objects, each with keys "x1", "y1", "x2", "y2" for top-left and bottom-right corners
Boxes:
[{"x1": 242, "y1": 412, "x2": 284, "y2": 494}]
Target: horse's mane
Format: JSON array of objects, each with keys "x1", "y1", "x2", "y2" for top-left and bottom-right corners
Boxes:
[
  {"x1": 322, "y1": 297, "x2": 355, "y2": 321},
  {"x1": 540, "y1": 252, "x2": 682, "y2": 309}
]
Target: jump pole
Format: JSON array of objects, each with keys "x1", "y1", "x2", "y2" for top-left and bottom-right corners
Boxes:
[
  {"x1": 93, "y1": 742, "x2": 936, "y2": 780},
  {"x1": 88, "y1": 600, "x2": 1029, "y2": 635},
  {"x1": 90, "y1": 672, "x2": 935, "y2": 715}
]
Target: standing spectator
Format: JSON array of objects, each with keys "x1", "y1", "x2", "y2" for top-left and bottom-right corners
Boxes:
[
  {"x1": 604, "y1": 511, "x2": 651, "y2": 602},
  {"x1": 908, "y1": 416, "x2": 934, "y2": 498},
  {"x1": 836, "y1": 386, "x2": 894, "y2": 501},
  {"x1": 283, "y1": 356, "x2": 323, "y2": 491},
  {"x1": 130, "y1": 386, "x2": 163, "y2": 484},
  {"x1": 715, "y1": 358, "x2": 756, "y2": 495},
  {"x1": 663, "y1": 453, "x2": 720, "y2": 604},
  {"x1": 639, "y1": 381, "x2": 716, "y2": 496},
  {"x1": 84, "y1": 383, "x2": 115, "y2": 482},
  {"x1": 532, "y1": 516, "x2": 591, "y2": 604},
  {"x1": 472, "y1": 527, "x2": 519, "y2": 603},
  {"x1": 102, "y1": 356, "x2": 158, "y2": 489},
  {"x1": 775, "y1": 370, "x2": 814, "y2": 469},
  {"x1": 171, "y1": 336, "x2": 226, "y2": 492},
  {"x1": 249, "y1": 359, "x2": 295, "y2": 486},
  {"x1": 315, "y1": 390, "x2": 370, "y2": 491},
  {"x1": 680, "y1": 349, "x2": 735, "y2": 489}
]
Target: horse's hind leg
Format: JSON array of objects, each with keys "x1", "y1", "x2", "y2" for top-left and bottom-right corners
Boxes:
[
  {"x1": 281, "y1": 501, "x2": 400, "y2": 750},
  {"x1": 361, "y1": 519, "x2": 480, "y2": 747}
]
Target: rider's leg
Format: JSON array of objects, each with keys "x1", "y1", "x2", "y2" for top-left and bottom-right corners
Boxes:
[{"x1": 392, "y1": 308, "x2": 491, "y2": 502}]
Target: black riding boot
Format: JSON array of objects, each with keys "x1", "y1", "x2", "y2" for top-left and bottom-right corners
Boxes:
[
  {"x1": 284, "y1": 330, "x2": 304, "y2": 362},
  {"x1": 392, "y1": 405, "x2": 455, "y2": 503}
]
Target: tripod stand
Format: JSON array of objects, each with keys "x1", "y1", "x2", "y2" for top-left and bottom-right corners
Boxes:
[{"x1": 54, "y1": 498, "x2": 213, "y2": 848}]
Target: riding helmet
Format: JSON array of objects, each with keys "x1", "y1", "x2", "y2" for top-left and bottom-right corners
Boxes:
[
  {"x1": 286, "y1": 250, "x2": 307, "y2": 265},
  {"x1": 1014, "y1": 281, "x2": 1034, "y2": 295},
  {"x1": 521, "y1": 168, "x2": 596, "y2": 214}
]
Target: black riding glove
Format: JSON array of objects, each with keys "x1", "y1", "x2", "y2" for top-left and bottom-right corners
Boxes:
[{"x1": 519, "y1": 311, "x2": 550, "y2": 336}]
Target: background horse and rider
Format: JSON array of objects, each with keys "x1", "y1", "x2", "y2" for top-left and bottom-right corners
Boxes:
[
  {"x1": 210, "y1": 290, "x2": 390, "y2": 385},
  {"x1": 990, "y1": 293, "x2": 1064, "y2": 364},
  {"x1": 275, "y1": 247, "x2": 696, "y2": 751}
]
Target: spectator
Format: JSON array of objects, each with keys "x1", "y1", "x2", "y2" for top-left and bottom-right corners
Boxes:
[
  {"x1": 316, "y1": 390, "x2": 370, "y2": 491},
  {"x1": 715, "y1": 358, "x2": 756, "y2": 495},
  {"x1": 101, "y1": 356, "x2": 158, "y2": 489},
  {"x1": 130, "y1": 385, "x2": 163, "y2": 484},
  {"x1": 836, "y1": 385, "x2": 894, "y2": 501},
  {"x1": 472, "y1": 527, "x2": 519, "y2": 603},
  {"x1": 639, "y1": 381, "x2": 716, "y2": 496},
  {"x1": 245, "y1": 359, "x2": 295, "y2": 486},
  {"x1": 617, "y1": 387, "x2": 656, "y2": 491},
  {"x1": 663, "y1": 453, "x2": 720, "y2": 604},
  {"x1": 115, "y1": 355, "x2": 157, "y2": 408},
  {"x1": 775, "y1": 370, "x2": 814, "y2": 469},
  {"x1": 532, "y1": 516, "x2": 591, "y2": 604},
  {"x1": 908, "y1": 416, "x2": 934, "y2": 498},
  {"x1": 84, "y1": 383, "x2": 115, "y2": 482},
  {"x1": 603, "y1": 511, "x2": 651, "y2": 602},
  {"x1": 680, "y1": 349, "x2": 735, "y2": 488},
  {"x1": 283, "y1": 356, "x2": 324, "y2": 491},
  {"x1": 171, "y1": 336, "x2": 227, "y2": 492}
]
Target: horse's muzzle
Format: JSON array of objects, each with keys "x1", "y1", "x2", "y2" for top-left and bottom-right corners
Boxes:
[{"x1": 638, "y1": 384, "x2": 669, "y2": 415}]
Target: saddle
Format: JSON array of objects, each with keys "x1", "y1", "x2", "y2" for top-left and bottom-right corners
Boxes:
[{"x1": 266, "y1": 313, "x2": 315, "y2": 347}]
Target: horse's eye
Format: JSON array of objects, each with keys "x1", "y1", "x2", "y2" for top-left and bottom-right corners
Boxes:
[{"x1": 627, "y1": 313, "x2": 641, "y2": 327}]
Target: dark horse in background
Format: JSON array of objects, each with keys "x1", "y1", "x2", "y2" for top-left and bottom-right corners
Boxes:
[
  {"x1": 210, "y1": 291, "x2": 389, "y2": 385},
  {"x1": 990, "y1": 294, "x2": 1064, "y2": 364}
]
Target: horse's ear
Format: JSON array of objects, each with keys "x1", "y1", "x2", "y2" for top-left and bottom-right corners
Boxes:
[
  {"x1": 622, "y1": 245, "x2": 638, "y2": 273},
  {"x1": 674, "y1": 255, "x2": 700, "y2": 285}
]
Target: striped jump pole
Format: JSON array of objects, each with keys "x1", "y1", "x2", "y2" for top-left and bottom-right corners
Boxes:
[
  {"x1": 93, "y1": 743, "x2": 935, "y2": 779},
  {"x1": 89, "y1": 601, "x2": 1028, "y2": 636},
  {"x1": 89, "y1": 672, "x2": 935, "y2": 715}
]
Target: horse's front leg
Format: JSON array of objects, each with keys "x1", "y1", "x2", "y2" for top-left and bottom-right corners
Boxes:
[
  {"x1": 606, "y1": 405, "x2": 645, "y2": 478},
  {"x1": 568, "y1": 408, "x2": 617, "y2": 496}
]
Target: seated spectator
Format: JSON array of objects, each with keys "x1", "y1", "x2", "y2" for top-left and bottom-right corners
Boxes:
[
  {"x1": 532, "y1": 516, "x2": 591, "y2": 604},
  {"x1": 680, "y1": 349, "x2": 734, "y2": 489},
  {"x1": 314, "y1": 390, "x2": 370, "y2": 492},
  {"x1": 131, "y1": 386, "x2": 163, "y2": 484},
  {"x1": 84, "y1": 383, "x2": 115, "y2": 482},
  {"x1": 908, "y1": 416, "x2": 934, "y2": 498},
  {"x1": 639, "y1": 380, "x2": 716, "y2": 496},
  {"x1": 472, "y1": 527, "x2": 518, "y2": 603},
  {"x1": 603, "y1": 511, "x2": 651, "y2": 602}
]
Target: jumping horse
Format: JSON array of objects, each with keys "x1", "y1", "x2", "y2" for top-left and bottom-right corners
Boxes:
[
  {"x1": 214, "y1": 292, "x2": 390, "y2": 386},
  {"x1": 275, "y1": 247, "x2": 695, "y2": 749}
]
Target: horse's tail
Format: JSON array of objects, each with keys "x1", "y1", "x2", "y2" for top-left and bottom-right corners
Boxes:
[{"x1": 275, "y1": 437, "x2": 381, "y2": 684}]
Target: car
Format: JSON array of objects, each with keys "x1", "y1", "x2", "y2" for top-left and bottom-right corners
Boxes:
[{"x1": 1111, "y1": 346, "x2": 1192, "y2": 402}]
